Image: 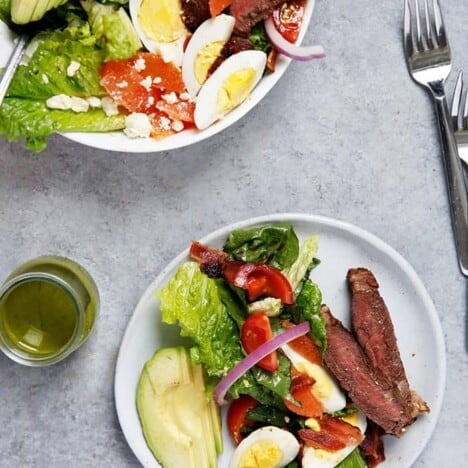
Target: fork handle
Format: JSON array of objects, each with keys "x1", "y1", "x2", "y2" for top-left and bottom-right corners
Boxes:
[{"x1": 433, "y1": 93, "x2": 468, "y2": 276}]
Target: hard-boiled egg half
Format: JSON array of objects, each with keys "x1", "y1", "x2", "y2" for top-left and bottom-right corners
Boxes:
[
  {"x1": 230, "y1": 426, "x2": 300, "y2": 468},
  {"x1": 182, "y1": 14, "x2": 235, "y2": 98},
  {"x1": 301, "y1": 411, "x2": 368, "y2": 468},
  {"x1": 281, "y1": 343, "x2": 347, "y2": 413},
  {"x1": 194, "y1": 50, "x2": 267, "y2": 130},
  {"x1": 129, "y1": 0, "x2": 189, "y2": 66}
]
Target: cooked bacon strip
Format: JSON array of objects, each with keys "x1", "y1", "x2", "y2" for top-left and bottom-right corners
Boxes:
[
  {"x1": 347, "y1": 268, "x2": 429, "y2": 419},
  {"x1": 360, "y1": 421, "x2": 386, "y2": 468},
  {"x1": 190, "y1": 241, "x2": 228, "y2": 278},
  {"x1": 298, "y1": 415, "x2": 364, "y2": 451},
  {"x1": 321, "y1": 305, "x2": 413, "y2": 436}
]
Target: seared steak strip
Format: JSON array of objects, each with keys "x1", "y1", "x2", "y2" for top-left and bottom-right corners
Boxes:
[
  {"x1": 347, "y1": 268, "x2": 429, "y2": 419},
  {"x1": 230, "y1": 0, "x2": 285, "y2": 36},
  {"x1": 321, "y1": 305, "x2": 413, "y2": 436}
]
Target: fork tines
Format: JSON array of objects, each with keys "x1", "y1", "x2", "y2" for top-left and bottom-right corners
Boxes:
[
  {"x1": 451, "y1": 71, "x2": 468, "y2": 131},
  {"x1": 404, "y1": 0, "x2": 447, "y2": 54}
]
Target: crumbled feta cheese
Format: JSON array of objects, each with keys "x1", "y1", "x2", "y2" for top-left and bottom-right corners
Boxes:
[
  {"x1": 124, "y1": 113, "x2": 152, "y2": 138},
  {"x1": 86, "y1": 97, "x2": 102, "y2": 108},
  {"x1": 41, "y1": 74, "x2": 49, "y2": 84},
  {"x1": 147, "y1": 96, "x2": 155, "y2": 106},
  {"x1": 46, "y1": 94, "x2": 72, "y2": 110},
  {"x1": 67, "y1": 61, "x2": 81, "y2": 77},
  {"x1": 101, "y1": 97, "x2": 119, "y2": 116},
  {"x1": 161, "y1": 92, "x2": 178, "y2": 104},
  {"x1": 179, "y1": 92, "x2": 191, "y2": 101},
  {"x1": 171, "y1": 119, "x2": 184, "y2": 132},
  {"x1": 116, "y1": 81, "x2": 128, "y2": 89},
  {"x1": 159, "y1": 116, "x2": 171, "y2": 131},
  {"x1": 153, "y1": 76, "x2": 162, "y2": 84},
  {"x1": 134, "y1": 57, "x2": 146, "y2": 71},
  {"x1": 140, "y1": 76, "x2": 152, "y2": 92},
  {"x1": 46, "y1": 94, "x2": 89, "y2": 113},
  {"x1": 70, "y1": 97, "x2": 89, "y2": 113}
]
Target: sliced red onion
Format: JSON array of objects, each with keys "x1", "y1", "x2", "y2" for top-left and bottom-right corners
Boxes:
[
  {"x1": 264, "y1": 17, "x2": 325, "y2": 61},
  {"x1": 213, "y1": 321, "x2": 310, "y2": 406}
]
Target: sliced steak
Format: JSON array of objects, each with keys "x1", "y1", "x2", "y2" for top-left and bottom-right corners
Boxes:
[
  {"x1": 347, "y1": 268, "x2": 429, "y2": 418},
  {"x1": 181, "y1": 0, "x2": 211, "y2": 32},
  {"x1": 321, "y1": 305, "x2": 413, "y2": 436},
  {"x1": 230, "y1": 0, "x2": 285, "y2": 36}
]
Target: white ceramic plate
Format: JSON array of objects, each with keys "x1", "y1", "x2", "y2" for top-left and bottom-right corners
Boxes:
[
  {"x1": 114, "y1": 213, "x2": 446, "y2": 467},
  {"x1": 0, "y1": 2, "x2": 316, "y2": 153}
]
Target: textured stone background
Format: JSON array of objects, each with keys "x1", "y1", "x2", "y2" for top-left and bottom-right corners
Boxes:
[{"x1": 0, "y1": 0, "x2": 467, "y2": 466}]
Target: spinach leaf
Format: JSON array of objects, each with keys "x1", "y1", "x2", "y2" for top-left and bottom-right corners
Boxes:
[
  {"x1": 249, "y1": 22, "x2": 272, "y2": 54},
  {"x1": 223, "y1": 223, "x2": 299, "y2": 270},
  {"x1": 251, "y1": 352, "x2": 291, "y2": 399}
]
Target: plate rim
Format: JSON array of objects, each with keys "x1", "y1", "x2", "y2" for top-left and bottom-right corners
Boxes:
[{"x1": 114, "y1": 212, "x2": 446, "y2": 467}]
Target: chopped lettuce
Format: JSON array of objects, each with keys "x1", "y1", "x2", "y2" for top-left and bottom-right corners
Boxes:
[
  {"x1": 282, "y1": 235, "x2": 319, "y2": 291},
  {"x1": 0, "y1": 97, "x2": 124, "y2": 151},
  {"x1": 156, "y1": 261, "x2": 242, "y2": 379},
  {"x1": 0, "y1": 0, "x2": 10, "y2": 24},
  {"x1": 8, "y1": 24, "x2": 106, "y2": 99},
  {"x1": 223, "y1": 223, "x2": 299, "y2": 270},
  {"x1": 81, "y1": 0, "x2": 141, "y2": 61}
]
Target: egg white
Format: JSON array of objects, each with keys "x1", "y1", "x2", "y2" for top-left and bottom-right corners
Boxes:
[
  {"x1": 129, "y1": 0, "x2": 188, "y2": 66},
  {"x1": 230, "y1": 426, "x2": 300, "y2": 468},
  {"x1": 281, "y1": 343, "x2": 347, "y2": 413},
  {"x1": 194, "y1": 50, "x2": 267, "y2": 130},
  {"x1": 182, "y1": 14, "x2": 235, "y2": 98},
  {"x1": 301, "y1": 411, "x2": 368, "y2": 468}
]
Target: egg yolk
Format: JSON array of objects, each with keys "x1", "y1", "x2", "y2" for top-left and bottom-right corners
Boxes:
[
  {"x1": 216, "y1": 68, "x2": 256, "y2": 114},
  {"x1": 194, "y1": 41, "x2": 226, "y2": 85},
  {"x1": 138, "y1": 0, "x2": 185, "y2": 43},
  {"x1": 239, "y1": 440, "x2": 283, "y2": 468}
]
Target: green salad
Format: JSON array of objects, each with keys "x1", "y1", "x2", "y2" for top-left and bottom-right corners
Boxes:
[{"x1": 0, "y1": 0, "x2": 138, "y2": 151}]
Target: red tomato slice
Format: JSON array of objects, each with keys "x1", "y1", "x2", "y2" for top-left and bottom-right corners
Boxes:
[
  {"x1": 240, "y1": 313, "x2": 278, "y2": 372},
  {"x1": 224, "y1": 263, "x2": 294, "y2": 303},
  {"x1": 227, "y1": 395, "x2": 258, "y2": 445},
  {"x1": 272, "y1": 0, "x2": 306, "y2": 43}
]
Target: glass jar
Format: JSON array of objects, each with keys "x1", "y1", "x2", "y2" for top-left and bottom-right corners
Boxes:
[{"x1": 0, "y1": 255, "x2": 99, "y2": 366}]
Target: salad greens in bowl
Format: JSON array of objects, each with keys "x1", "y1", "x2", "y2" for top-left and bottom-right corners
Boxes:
[
  {"x1": 0, "y1": 0, "x2": 323, "y2": 152},
  {"x1": 114, "y1": 214, "x2": 445, "y2": 468}
]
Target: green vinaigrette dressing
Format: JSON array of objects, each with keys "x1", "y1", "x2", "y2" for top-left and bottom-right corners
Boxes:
[{"x1": 0, "y1": 279, "x2": 78, "y2": 356}]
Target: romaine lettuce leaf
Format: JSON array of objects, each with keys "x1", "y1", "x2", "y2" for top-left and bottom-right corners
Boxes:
[
  {"x1": 82, "y1": 0, "x2": 141, "y2": 61},
  {"x1": 0, "y1": 97, "x2": 124, "y2": 151},
  {"x1": 156, "y1": 262, "x2": 244, "y2": 379},
  {"x1": 8, "y1": 23, "x2": 105, "y2": 99},
  {"x1": 0, "y1": 0, "x2": 10, "y2": 24}
]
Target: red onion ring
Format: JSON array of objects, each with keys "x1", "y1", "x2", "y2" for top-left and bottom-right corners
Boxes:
[
  {"x1": 213, "y1": 321, "x2": 310, "y2": 406},
  {"x1": 264, "y1": 17, "x2": 325, "y2": 61}
]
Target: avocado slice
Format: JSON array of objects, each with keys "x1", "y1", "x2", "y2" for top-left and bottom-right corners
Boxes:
[
  {"x1": 11, "y1": 0, "x2": 66, "y2": 24},
  {"x1": 136, "y1": 347, "x2": 222, "y2": 468}
]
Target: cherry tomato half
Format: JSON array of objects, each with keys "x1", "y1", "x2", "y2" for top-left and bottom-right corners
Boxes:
[
  {"x1": 241, "y1": 312, "x2": 278, "y2": 372},
  {"x1": 227, "y1": 395, "x2": 259, "y2": 445},
  {"x1": 272, "y1": 0, "x2": 306, "y2": 44},
  {"x1": 224, "y1": 262, "x2": 294, "y2": 304}
]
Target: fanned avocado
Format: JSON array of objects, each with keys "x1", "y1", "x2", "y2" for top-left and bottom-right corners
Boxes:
[
  {"x1": 136, "y1": 347, "x2": 223, "y2": 468},
  {"x1": 11, "y1": 0, "x2": 66, "y2": 24}
]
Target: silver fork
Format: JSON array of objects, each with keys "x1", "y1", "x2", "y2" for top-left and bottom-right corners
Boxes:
[
  {"x1": 404, "y1": 0, "x2": 468, "y2": 276},
  {"x1": 451, "y1": 71, "x2": 468, "y2": 166}
]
